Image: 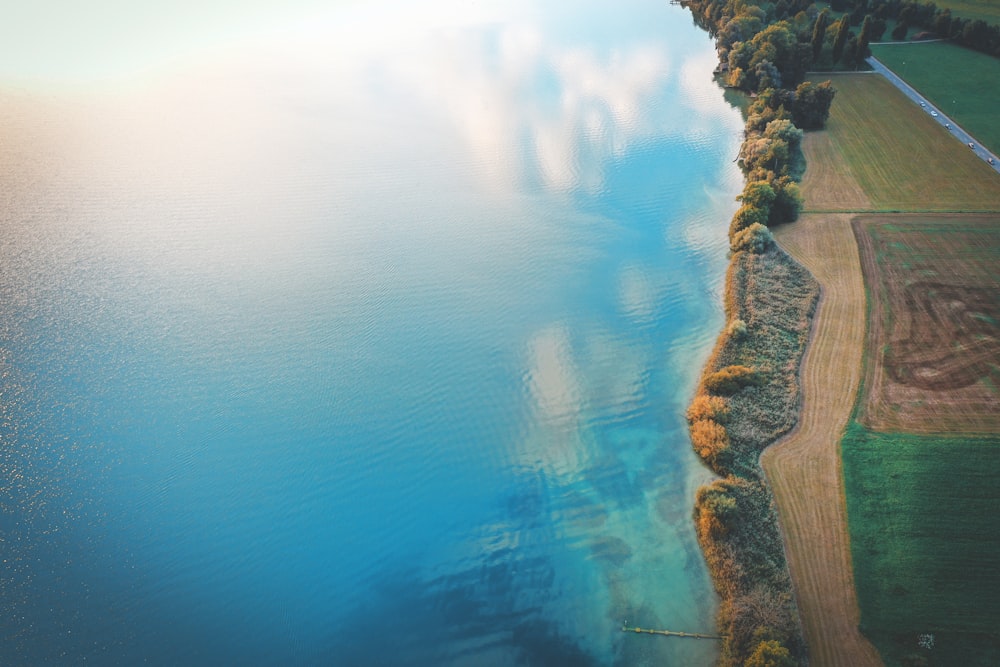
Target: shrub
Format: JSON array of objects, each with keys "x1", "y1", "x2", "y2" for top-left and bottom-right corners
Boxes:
[
  {"x1": 696, "y1": 481, "x2": 739, "y2": 537},
  {"x1": 731, "y1": 223, "x2": 775, "y2": 254},
  {"x1": 747, "y1": 639, "x2": 796, "y2": 667},
  {"x1": 687, "y1": 394, "x2": 730, "y2": 423},
  {"x1": 727, "y1": 318, "x2": 749, "y2": 341},
  {"x1": 690, "y1": 418, "x2": 730, "y2": 464},
  {"x1": 704, "y1": 364, "x2": 764, "y2": 395},
  {"x1": 730, "y1": 204, "x2": 770, "y2": 239}
]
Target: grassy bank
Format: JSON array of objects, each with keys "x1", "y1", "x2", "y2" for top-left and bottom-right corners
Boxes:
[
  {"x1": 689, "y1": 241, "x2": 819, "y2": 665},
  {"x1": 842, "y1": 422, "x2": 1000, "y2": 666}
]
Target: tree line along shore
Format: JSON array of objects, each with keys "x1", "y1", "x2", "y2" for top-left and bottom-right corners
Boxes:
[
  {"x1": 680, "y1": 0, "x2": 842, "y2": 663},
  {"x1": 681, "y1": 0, "x2": 1000, "y2": 665}
]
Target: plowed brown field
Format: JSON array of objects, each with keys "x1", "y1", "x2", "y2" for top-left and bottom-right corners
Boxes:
[{"x1": 853, "y1": 215, "x2": 1000, "y2": 433}]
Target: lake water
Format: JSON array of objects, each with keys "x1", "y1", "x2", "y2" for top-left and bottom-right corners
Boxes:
[{"x1": 0, "y1": 1, "x2": 743, "y2": 664}]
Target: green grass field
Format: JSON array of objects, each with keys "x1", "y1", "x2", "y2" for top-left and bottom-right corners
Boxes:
[
  {"x1": 841, "y1": 421, "x2": 1000, "y2": 666},
  {"x1": 870, "y1": 41, "x2": 1000, "y2": 155},
  {"x1": 932, "y1": 0, "x2": 1000, "y2": 25},
  {"x1": 818, "y1": 74, "x2": 1000, "y2": 210}
]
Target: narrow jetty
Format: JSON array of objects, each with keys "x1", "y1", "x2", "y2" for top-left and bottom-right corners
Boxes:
[{"x1": 621, "y1": 622, "x2": 726, "y2": 640}]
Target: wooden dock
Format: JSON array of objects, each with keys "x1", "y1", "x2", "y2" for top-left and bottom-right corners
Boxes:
[{"x1": 621, "y1": 623, "x2": 726, "y2": 640}]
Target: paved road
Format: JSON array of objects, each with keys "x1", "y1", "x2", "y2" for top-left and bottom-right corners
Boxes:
[{"x1": 866, "y1": 56, "x2": 1000, "y2": 175}]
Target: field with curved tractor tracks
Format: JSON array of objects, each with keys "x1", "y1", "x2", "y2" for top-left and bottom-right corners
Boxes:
[
  {"x1": 854, "y1": 215, "x2": 1000, "y2": 434},
  {"x1": 764, "y1": 70, "x2": 1000, "y2": 667}
]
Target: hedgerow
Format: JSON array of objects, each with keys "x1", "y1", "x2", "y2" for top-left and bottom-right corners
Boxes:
[{"x1": 680, "y1": 1, "x2": 829, "y2": 664}]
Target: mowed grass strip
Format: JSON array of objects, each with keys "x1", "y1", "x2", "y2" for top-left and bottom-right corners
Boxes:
[
  {"x1": 842, "y1": 421, "x2": 1000, "y2": 666},
  {"x1": 819, "y1": 73, "x2": 1000, "y2": 211},
  {"x1": 764, "y1": 214, "x2": 882, "y2": 667},
  {"x1": 798, "y1": 132, "x2": 872, "y2": 211},
  {"x1": 871, "y1": 41, "x2": 1000, "y2": 155}
]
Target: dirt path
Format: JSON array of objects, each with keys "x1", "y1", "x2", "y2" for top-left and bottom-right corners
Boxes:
[{"x1": 761, "y1": 214, "x2": 883, "y2": 667}]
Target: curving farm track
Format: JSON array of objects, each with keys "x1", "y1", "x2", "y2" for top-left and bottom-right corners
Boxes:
[
  {"x1": 757, "y1": 67, "x2": 1000, "y2": 666},
  {"x1": 762, "y1": 214, "x2": 883, "y2": 667}
]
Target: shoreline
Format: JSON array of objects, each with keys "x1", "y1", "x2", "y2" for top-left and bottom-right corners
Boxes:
[
  {"x1": 677, "y1": 2, "x2": 992, "y2": 661},
  {"x1": 688, "y1": 240, "x2": 817, "y2": 665},
  {"x1": 679, "y1": 2, "x2": 837, "y2": 664}
]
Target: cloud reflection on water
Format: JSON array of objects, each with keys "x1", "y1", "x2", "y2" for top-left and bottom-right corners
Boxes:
[
  {"x1": 381, "y1": 24, "x2": 674, "y2": 195},
  {"x1": 0, "y1": 2, "x2": 739, "y2": 665}
]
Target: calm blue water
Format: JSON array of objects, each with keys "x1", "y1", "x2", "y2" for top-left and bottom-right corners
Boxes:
[{"x1": 0, "y1": 1, "x2": 743, "y2": 664}]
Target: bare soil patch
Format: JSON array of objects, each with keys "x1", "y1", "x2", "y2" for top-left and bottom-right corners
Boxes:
[{"x1": 853, "y1": 214, "x2": 1000, "y2": 433}]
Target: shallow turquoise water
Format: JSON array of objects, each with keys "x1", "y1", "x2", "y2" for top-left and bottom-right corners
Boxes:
[{"x1": 0, "y1": 1, "x2": 743, "y2": 664}]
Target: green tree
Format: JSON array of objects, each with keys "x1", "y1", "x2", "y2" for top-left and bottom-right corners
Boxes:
[
  {"x1": 748, "y1": 87, "x2": 796, "y2": 117},
  {"x1": 933, "y1": 8, "x2": 951, "y2": 37},
  {"x1": 720, "y1": 11, "x2": 765, "y2": 51},
  {"x1": 831, "y1": 18, "x2": 851, "y2": 63},
  {"x1": 843, "y1": 36, "x2": 859, "y2": 67},
  {"x1": 792, "y1": 80, "x2": 836, "y2": 129},
  {"x1": 962, "y1": 19, "x2": 991, "y2": 50},
  {"x1": 745, "y1": 102, "x2": 793, "y2": 134},
  {"x1": 892, "y1": 20, "x2": 908, "y2": 40},
  {"x1": 769, "y1": 176, "x2": 804, "y2": 223},
  {"x1": 856, "y1": 15, "x2": 873, "y2": 64},
  {"x1": 871, "y1": 17, "x2": 887, "y2": 41},
  {"x1": 728, "y1": 40, "x2": 757, "y2": 88},
  {"x1": 787, "y1": 42, "x2": 813, "y2": 87},
  {"x1": 811, "y1": 9, "x2": 831, "y2": 62},
  {"x1": 730, "y1": 204, "x2": 770, "y2": 239},
  {"x1": 763, "y1": 118, "x2": 802, "y2": 153},
  {"x1": 749, "y1": 22, "x2": 806, "y2": 88},
  {"x1": 898, "y1": 3, "x2": 917, "y2": 26},
  {"x1": 739, "y1": 180, "x2": 778, "y2": 211},
  {"x1": 755, "y1": 60, "x2": 782, "y2": 89},
  {"x1": 746, "y1": 639, "x2": 796, "y2": 667},
  {"x1": 731, "y1": 223, "x2": 774, "y2": 254}
]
